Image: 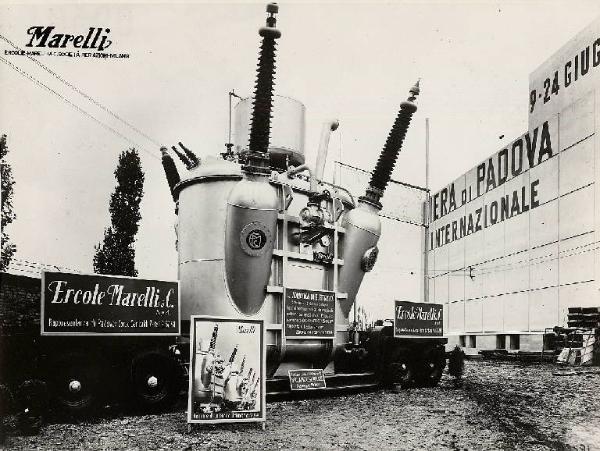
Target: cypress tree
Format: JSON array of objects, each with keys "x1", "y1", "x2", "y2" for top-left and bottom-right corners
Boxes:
[
  {"x1": 1, "y1": 134, "x2": 16, "y2": 271},
  {"x1": 94, "y1": 148, "x2": 145, "y2": 276}
]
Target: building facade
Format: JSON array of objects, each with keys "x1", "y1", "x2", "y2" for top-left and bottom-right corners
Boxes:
[{"x1": 427, "y1": 17, "x2": 600, "y2": 353}]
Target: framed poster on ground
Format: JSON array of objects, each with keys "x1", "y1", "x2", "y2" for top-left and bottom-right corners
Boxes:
[{"x1": 187, "y1": 315, "x2": 265, "y2": 424}]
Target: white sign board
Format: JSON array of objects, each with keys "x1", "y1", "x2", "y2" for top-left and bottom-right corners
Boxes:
[{"x1": 187, "y1": 316, "x2": 265, "y2": 424}]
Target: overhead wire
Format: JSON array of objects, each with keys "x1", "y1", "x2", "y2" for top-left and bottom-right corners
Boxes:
[
  {"x1": 0, "y1": 55, "x2": 160, "y2": 161},
  {"x1": 8, "y1": 258, "x2": 83, "y2": 275},
  {"x1": 334, "y1": 160, "x2": 426, "y2": 226},
  {"x1": 466, "y1": 239, "x2": 600, "y2": 276},
  {"x1": 474, "y1": 243, "x2": 600, "y2": 277},
  {"x1": 427, "y1": 239, "x2": 600, "y2": 278},
  {"x1": 0, "y1": 32, "x2": 163, "y2": 150},
  {"x1": 11, "y1": 258, "x2": 82, "y2": 273}
]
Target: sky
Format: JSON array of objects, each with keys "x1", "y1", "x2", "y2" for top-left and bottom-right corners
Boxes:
[{"x1": 1, "y1": 1, "x2": 599, "y2": 317}]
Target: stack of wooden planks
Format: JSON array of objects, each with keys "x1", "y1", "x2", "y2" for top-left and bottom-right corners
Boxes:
[
  {"x1": 567, "y1": 307, "x2": 600, "y2": 329},
  {"x1": 554, "y1": 307, "x2": 600, "y2": 366}
]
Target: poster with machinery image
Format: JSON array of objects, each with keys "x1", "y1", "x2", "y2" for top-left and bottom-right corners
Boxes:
[{"x1": 187, "y1": 316, "x2": 265, "y2": 424}]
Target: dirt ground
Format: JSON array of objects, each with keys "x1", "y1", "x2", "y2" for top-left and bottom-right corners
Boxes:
[{"x1": 4, "y1": 360, "x2": 600, "y2": 450}]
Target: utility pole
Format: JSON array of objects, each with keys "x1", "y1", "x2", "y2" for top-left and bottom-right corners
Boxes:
[{"x1": 423, "y1": 117, "x2": 430, "y2": 302}]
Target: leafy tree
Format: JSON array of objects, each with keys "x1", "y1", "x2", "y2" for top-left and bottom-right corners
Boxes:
[
  {"x1": 94, "y1": 148, "x2": 145, "y2": 276},
  {"x1": 1, "y1": 134, "x2": 16, "y2": 271}
]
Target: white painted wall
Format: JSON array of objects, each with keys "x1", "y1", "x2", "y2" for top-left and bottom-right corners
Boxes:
[{"x1": 427, "y1": 18, "x2": 600, "y2": 339}]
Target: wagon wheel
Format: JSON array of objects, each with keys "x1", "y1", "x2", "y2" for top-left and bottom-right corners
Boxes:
[
  {"x1": 16, "y1": 380, "x2": 48, "y2": 435},
  {"x1": 0, "y1": 384, "x2": 14, "y2": 442},
  {"x1": 416, "y1": 347, "x2": 446, "y2": 387},
  {"x1": 384, "y1": 349, "x2": 414, "y2": 389},
  {"x1": 388, "y1": 360, "x2": 414, "y2": 388},
  {"x1": 130, "y1": 351, "x2": 180, "y2": 412},
  {"x1": 49, "y1": 353, "x2": 102, "y2": 417},
  {"x1": 0, "y1": 384, "x2": 13, "y2": 418}
]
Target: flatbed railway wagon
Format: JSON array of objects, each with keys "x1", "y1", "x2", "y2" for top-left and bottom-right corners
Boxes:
[{"x1": 0, "y1": 3, "x2": 462, "y2": 422}]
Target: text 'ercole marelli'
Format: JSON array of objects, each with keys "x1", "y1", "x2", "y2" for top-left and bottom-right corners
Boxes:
[{"x1": 47, "y1": 280, "x2": 175, "y2": 308}]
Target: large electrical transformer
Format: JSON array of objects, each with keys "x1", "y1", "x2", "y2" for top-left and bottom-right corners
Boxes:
[
  {"x1": 0, "y1": 5, "x2": 456, "y2": 424},
  {"x1": 160, "y1": 3, "x2": 441, "y2": 386}
]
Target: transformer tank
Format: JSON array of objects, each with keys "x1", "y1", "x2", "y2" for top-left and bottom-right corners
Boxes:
[
  {"x1": 174, "y1": 117, "x2": 355, "y2": 377},
  {"x1": 160, "y1": 3, "x2": 453, "y2": 393}
]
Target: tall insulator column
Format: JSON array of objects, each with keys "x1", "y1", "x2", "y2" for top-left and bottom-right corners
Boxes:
[
  {"x1": 225, "y1": 3, "x2": 282, "y2": 315},
  {"x1": 244, "y1": 2, "x2": 281, "y2": 175},
  {"x1": 361, "y1": 81, "x2": 420, "y2": 209},
  {"x1": 338, "y1": 82, "x2": 420, "y2": 316}
]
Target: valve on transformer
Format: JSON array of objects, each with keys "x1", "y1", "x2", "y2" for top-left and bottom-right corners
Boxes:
[
  {"x1": 293, "y1": 190, "x2": 333, "y2": 248},
  {"x1": 224, "y1": 3, "x2": 281, "y2": 315},
  {"x1": 338, "y1": 81, "x2": 420, "y2": 315},
  {"x1": 285, "y1": 117, "x2": 340, "y2": 262}
]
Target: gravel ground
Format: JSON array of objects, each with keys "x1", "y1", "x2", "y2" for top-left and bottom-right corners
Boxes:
[{"x1": 3, "y1": 360, "x2": 600, "y2": 450}]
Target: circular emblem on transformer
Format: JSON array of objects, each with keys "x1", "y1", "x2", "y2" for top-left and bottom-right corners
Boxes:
[
  {"x1": 240, "y1": 222, "x2": 272, "y2": 256},
  {"x1": 361, "y1": 246, "x2": 379, "y2": 272},
  {"x1": 247, "y1": 229, "x2": 267, "y2": 250}
]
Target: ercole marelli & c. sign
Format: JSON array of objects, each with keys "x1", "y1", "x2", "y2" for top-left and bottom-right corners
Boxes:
[{"x1": 41, "y1": 271, "x2": 180, "y2": 335}]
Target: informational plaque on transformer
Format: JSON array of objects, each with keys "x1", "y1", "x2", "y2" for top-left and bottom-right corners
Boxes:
[
  {"x1": 284, "y1": 288, "x2": 335, "y2": 339},
  {"x1": 288, "y1": 369, "x2": 326, "y2": 390},
  {"x1": 187, "y1": 316, "x2": 265, "y2": 425},
  {"x1": 41, "y1": 271, "x2": 180, "y2": 335},
  {"x1": 394, "y1": 301, "x2": 443, "y2": 338}
]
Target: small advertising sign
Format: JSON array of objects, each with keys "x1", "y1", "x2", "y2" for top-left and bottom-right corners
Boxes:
[
  {"x1": 188, "y1": 316, "x2": 265, "y2": 425},
  {"x1": 288, "y1": 369, "x2": 326, "y2": 390},
  {"x1": 41, "y1": 271, "x2": 179, "y2": 336},
  {"x1": 394, "y1": 301, "x2": 443, "y2": 338},
  {"x1": 284, "y1": 288, "x2": 335, "y2": 339}
]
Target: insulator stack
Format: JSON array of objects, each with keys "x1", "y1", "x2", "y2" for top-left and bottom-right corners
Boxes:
[
  {"x1": 338, "y1": 82, "x2": 421, "y2": 314},
  {"x1": 223, "y1": 3, "x2": 281, "y2": 316},
  {"x1": 172, "y1": 145, "x2": 192, "y2": 169},
  {"x1": 208, "y1": 324, "x2": 219, "y2": 352},
  {"x1": 229, "y1": 345, "x2": 239, "y2": 364},
  {"x1": 245, "y1": 2, "x2": 281, "y2": 174},
  {"x1": 360, "y1": 81, "x2": 420, "y2": 209},
  {"x1": 178, "y1": 142, "x2": 200, "y2": 169},
  {"x1": 160, "y1": 147, "x2": 180, "y2": 201}
]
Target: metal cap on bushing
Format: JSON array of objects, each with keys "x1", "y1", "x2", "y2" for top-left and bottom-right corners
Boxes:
[
  {"x1": 224, "y1": 178, "x2": 278, "y2": 315},
  {"x1": 259, "y1": 26, "x2": 281, "y2": 39},
  {"x1": 337, "y1": 203, "x2": 382, "y2": 313}
]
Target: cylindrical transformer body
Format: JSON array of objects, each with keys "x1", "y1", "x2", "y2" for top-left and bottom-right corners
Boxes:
[
  {"x1": 175, "y1": 156, "x2": 243, "y2": 321},
  {"x1": 175, "y1": 155, "x2": 358, "y2": 377}
]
